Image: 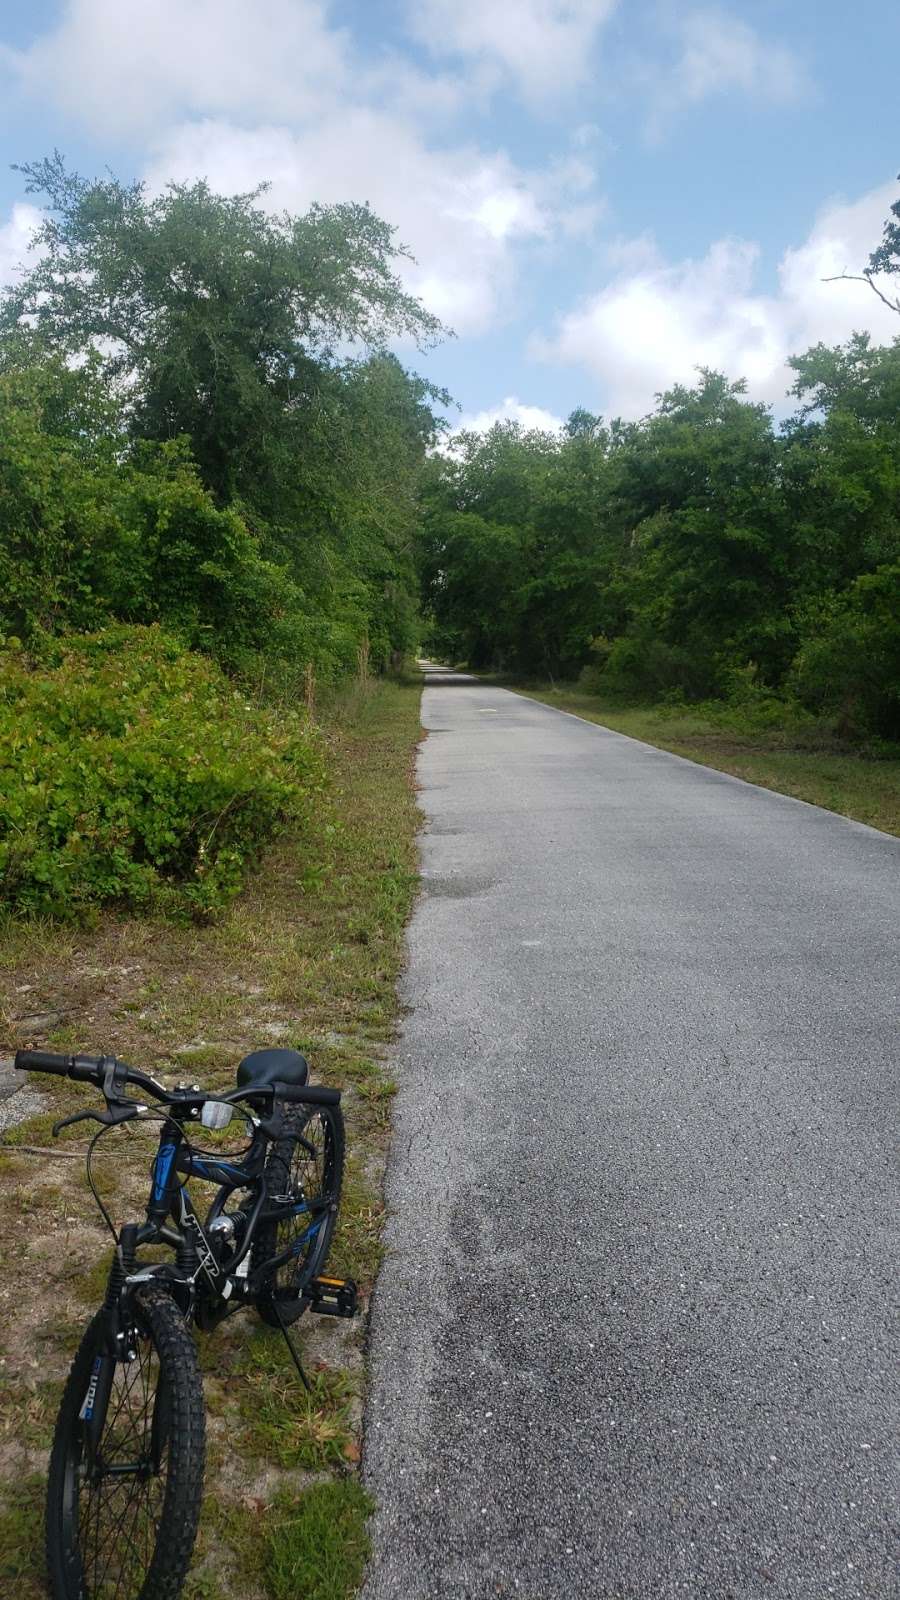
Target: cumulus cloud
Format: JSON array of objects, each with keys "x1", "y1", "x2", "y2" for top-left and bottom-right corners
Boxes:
[
  {"x1": 4, "y1": 0, "x2": 350, "y2": 139},
  {"x1": 456, "y1": 394, "x2": 564, "y2": 434},
  {"x1": 534, "y1": 180, "x2": 900, "y2": 418},
  {"x1": 4, "y1": 0, "x2": 605, "y2": 339},
  {"x1": 0, "y1": 203, "x2": 42, "y2": 290},
  {"x1": 144, "y1": 116, "x2": 597, "y2": 336},
  {"x1": 406, "y1": 0, "x2": 617, "y2": 103}
]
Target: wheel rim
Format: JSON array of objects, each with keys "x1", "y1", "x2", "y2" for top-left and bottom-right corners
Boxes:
[
  {"x1": 273, "y1": 1110, "x2": 336, "y2": 1294},
  {"x1": 62, "y1": 1317, "x2": 170, "y2": 1599}
]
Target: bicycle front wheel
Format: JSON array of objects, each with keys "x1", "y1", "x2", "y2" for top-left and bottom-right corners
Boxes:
[{"x1": 46, "y1": 1287, "x2": 205, "y2": 1600}]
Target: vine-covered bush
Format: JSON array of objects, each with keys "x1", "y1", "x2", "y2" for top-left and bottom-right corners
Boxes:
[{"x1": 0, "y1": 625, "x2": 324, "y2": 918}]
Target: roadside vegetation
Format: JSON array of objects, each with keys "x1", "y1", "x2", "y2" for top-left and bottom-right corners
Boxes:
[
  {"x1": 419, "y1": 183, "x2": 900, "y2": 794},
  {"x1": 0, "y1": 153, "x2": 437, "y2": 1597},
  {"x1": 0, "y1": 155, "x2": 446, "y2": 925}
]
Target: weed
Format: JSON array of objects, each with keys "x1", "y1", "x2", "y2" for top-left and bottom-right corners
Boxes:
[{"x1": 233, "y1": 1329, "x2": 358, "y2": 1472}]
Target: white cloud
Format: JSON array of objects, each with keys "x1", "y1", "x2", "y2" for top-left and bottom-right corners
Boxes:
[
  {"x1": 644, "y1": 7, "x2": 810, "y2": 136},
  {"x1": 407, "y1": 0, "x2": 617, "y2": 102},
  {"x1": 144, "y1": 116, "x2": 596, "y2": 336},
  {"x1": 535, "y1": 180, "x2": 900, "y2": 418},
  {"x1": 0, "y1": 203, "x2": 43, "y2": 290},
  {"x1": 457, "y1": 394, "x2": 564, "y2": 434},
  {"x1": 5, "y1": 0, "x2": 350, "y2": 139},
  {"x1": 5, "y1": 1, "x2": 605, "y2": 339}
]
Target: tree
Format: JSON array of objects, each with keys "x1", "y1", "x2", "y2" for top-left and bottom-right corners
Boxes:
[
  {"x1": 3, "y1": 155, "x2": 447, "y2": 504},
  {"x1": 1, "y1": 156, "x2": 452, "y2": 676}
]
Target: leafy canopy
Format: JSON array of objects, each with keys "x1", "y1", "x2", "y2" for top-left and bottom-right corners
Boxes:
[{"x1": 3, "y1": 154, "x2": 448, "y2": 501}]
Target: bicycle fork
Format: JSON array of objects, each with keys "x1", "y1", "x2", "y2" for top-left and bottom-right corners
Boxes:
[{"x1": 78, "y1": 1224, "x2": 146, "y2": 1480}]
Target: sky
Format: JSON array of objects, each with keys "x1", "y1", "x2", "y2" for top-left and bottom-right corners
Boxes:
[{"x1": 0, "y1": 0, "x2": 898, "y2": 431}]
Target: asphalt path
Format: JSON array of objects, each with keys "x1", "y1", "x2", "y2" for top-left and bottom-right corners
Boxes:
[{"x1": 363, "y1": 670, "x2": 899, "y2": 1600}]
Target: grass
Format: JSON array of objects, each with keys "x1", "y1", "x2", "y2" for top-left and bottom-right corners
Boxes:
[
  {"x1": 265, "y1": 1481, "x2": 373, "y2": 1600},
  {"x1": 0, "y1": 674, "x2": 424, "y2": 1600},
  {"x1": 231, "y1": 1327, "x2": 359, "y2": 1471},
  {"x1": 0, "y1": 1475, "x2": 45, "y2": 1593},
  {"x1": 508, "y1": 684, "x2": 900, "y2": 836}
]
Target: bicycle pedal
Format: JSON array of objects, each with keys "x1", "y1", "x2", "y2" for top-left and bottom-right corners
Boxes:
[{"x1": 306, "y1": 1275, "x2": 358, "y2": 1318}]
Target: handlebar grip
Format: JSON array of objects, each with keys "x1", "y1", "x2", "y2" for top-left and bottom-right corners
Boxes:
[
  {"x1": 14, "y1": 1050, "x2": 104, "y2": 1083},
  {"x1": 274, "y1": 1081, "x2": 341, "y2": 1107},
  {"x1": 14, "y1": 1050, "x2": 73, "y2": 1074}
]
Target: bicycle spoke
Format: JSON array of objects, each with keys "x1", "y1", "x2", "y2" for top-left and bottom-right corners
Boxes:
[
  {"x1": 273, "y1": 1110, "x2": 331, "y2": 1293},
  {"x1": 67, "y1": 1318, "x2": 170, "y2": 1600}
]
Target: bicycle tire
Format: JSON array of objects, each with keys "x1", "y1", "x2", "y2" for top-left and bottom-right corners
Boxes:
[
  {"x1": 46, "y1": 1287, "x2": 205, "y2": 1600},
  {"x1": 252, "y1": 1101, "x2": 345, "y2": 1327}
]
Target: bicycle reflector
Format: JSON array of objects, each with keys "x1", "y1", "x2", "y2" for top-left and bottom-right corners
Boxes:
[{"x1": 200, "y1": 1101, "x2": 234, "y2": 1131}]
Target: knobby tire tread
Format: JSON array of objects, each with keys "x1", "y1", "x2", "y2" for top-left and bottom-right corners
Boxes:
[
  {"x1": 46, "y1": 1287, "x2": 206, "y2": 1600},
  {"x1": 252, "y1": 1102, "x2": 345, "y2": 1327}
]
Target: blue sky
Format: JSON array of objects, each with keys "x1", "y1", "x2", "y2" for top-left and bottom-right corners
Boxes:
[{"x1": 1, "y1": 0, "x2": 898, "y2": 428}]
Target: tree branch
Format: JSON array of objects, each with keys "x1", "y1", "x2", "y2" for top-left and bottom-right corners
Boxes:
[{"x1": 822, "y1": 272, "x2": 900, "y2": 316}]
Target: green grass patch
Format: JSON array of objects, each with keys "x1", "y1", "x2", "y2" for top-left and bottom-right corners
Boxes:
[
  {"x1": 265, "y1": 1480, "x2": 373, "y2": 1600},
  {"x1": 0, "y1": 1475, "x2": 45, "y2": 1596},
  {"x1": 511, "y1": 685, "x2": 900, "y2": 836},
  {"x1": 233, "y1": 1327, "x2": 358, "y2": 1471}
]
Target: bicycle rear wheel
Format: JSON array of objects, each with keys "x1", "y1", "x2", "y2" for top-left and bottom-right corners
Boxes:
[
  {"x1": 252, "y1": 1101, "x2": 345, "y2": 1326},
  {"x1": 46, "y1": 1287, "x2": 205, "y2": 1600}
]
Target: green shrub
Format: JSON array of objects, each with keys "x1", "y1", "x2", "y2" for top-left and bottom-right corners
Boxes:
[
  {"x1": 790, "y1": 563, "x2": 900, "y2": 740},
  {"x1": 0, "y1": 625, "x2": 325, "y2": 918}
]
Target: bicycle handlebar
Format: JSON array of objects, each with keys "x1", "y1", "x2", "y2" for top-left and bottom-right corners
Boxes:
[
  {"x1": 14, "y1": 1050, "x2": 340, "y2": 1109},
  {"x1": 277, "y1": 1082, "x2": 340, "y2": 1106},
  {"x1": 15, "y1": 1050, "x2": 102, "y2": 1082}
]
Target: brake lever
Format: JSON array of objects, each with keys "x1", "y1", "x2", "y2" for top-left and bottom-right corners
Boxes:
[{"x1": 52, "y1": 1104, "x2": 139, "y2": 1138}]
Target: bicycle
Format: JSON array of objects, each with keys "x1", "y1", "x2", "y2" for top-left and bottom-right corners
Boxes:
[{"x1": 13, "y1": 1044, "x2": 357, "y2": 1600}]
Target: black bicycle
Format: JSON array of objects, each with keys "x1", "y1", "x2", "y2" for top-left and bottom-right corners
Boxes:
[{"x1": 14, "y1": 1045, "x2": 356, "y2": 1600}]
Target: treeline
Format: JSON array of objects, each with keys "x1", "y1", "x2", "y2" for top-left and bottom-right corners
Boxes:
[
  {"x1": 420, "y1": 192, "x2": 900, "y2": 744},
  {"x1": 0, "y1": 156, "x2": 445, "y2": 915}
]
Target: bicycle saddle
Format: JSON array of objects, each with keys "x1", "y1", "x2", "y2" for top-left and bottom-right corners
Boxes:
[{"x1": 235, "y1": 1047, "x2": 310, "y2": 1089}]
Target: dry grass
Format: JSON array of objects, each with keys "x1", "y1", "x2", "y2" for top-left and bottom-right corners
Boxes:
[{"x1": 0, "y1": 676, "x2": 423, "y2": 1600}]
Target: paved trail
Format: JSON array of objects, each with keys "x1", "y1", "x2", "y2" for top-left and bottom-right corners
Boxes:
[{"x1": 363, "y1": 672, "x2": 899, "y2": 1600}]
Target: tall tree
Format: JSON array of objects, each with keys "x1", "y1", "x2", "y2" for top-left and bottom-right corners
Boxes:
[{"x1": 2, "y1": 154, "x2": 446, "y2": 503}]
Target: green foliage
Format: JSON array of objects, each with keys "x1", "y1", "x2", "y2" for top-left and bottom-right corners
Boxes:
[
  {"x1": 867, "y1": 168, "x2": 900, "y2": 285},
  {"x1": 419, "y1": 183, "x2": 900, "y2": 717},
  {"x1": 0, "y1": 158, "x2": 451, "y2": 685},
  {"x1": 790, "y1": 563, "x2": 900, "y2": 739},
  {"x1": 4, "y1": 156, "x2": 444, "y2": 500},
  {"x1": 0, "y1": 626, "x2": 324, "y2": 917},
  {"x1": 422, "y1": 340, "x2": 900, "y2": 738}
]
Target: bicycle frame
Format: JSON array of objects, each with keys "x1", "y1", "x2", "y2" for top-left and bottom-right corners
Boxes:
[{"x1": 111, "y1": 1110, "x2": 327, "y2": 1331}]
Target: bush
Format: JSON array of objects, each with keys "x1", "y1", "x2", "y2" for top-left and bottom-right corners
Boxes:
[
  {"x1": 0, "y1": 625, "x2": 324, "y2": 918},
  {"x1": 790, "y1": 563, "x2": 900, "y2": 739}
]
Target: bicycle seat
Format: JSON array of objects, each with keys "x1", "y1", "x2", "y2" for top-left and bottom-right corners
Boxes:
[{"x1": 235, "y1": 1048, "x2": 310, "y2": 1089}]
